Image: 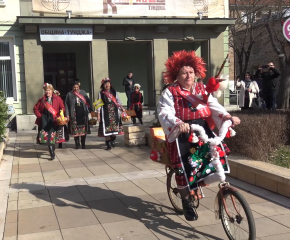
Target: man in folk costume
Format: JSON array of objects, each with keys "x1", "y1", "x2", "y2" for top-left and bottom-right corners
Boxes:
[{"x1": 158, "y1": 51, "x2": 240, "y2": 221}]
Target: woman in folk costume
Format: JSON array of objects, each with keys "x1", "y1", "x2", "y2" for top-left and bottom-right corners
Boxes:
[
  {"x1": 158, "y1": 51, "x2": 240, "y2": 221},
  {"x1": 97, "y1": 78, "x2": 126, "y2": 150},
  {"x1": 130, "y1": 83, "x2": 143, "y2": 125},
  {"x1": 65, "y1": 81, "x2": 93, "y2": 149},
  {"x1": 34, "y1": 83, "x2": 66, "y2": 160}
]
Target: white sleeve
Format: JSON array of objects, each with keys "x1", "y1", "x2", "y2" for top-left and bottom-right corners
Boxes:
[
  {"x1": 236, "y1": 81, "x2": 241, "y2": 87},
  {"x1": 208, "y1": 94, "x2": 230, "y2": 129},
  {"x1": 97, "y1": 92, "x2": 101, "y2": 113},
  {"x1": 157, "y1": 89, "x2": 183, "y2": 143},
  {"x1": 116, "y1": 92, "x2": 123, "y2": 108}
]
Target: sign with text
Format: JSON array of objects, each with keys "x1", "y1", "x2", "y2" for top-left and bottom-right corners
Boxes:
[
  {"x1": 32, "y1": 0, "x2": 225, "y2": 18},
  {"x1": 39, "y1": 27, "x2": 93, "y2": 41},
  {"x1": 283, "y1": 17, "x2": 290, "y2": 42}
]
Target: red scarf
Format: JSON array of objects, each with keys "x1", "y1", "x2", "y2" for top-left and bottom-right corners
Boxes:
[
  {"x1": 174, "y1": 84, "x2": 211, "y2": 118},
  {"x1": 102, "y1": 90, "x2": 122, "y2": 109},
  {"x1": 43, "y1": 98, "x2": 57, "y2": 117},
  {"x1": 73, "y1": 91, "x2": 90, "y2": 108}
]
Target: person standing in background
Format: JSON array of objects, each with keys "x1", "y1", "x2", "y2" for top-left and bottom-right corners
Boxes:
[{"x1": 123, "y1": 71, "x2": 135, "y2": 110}]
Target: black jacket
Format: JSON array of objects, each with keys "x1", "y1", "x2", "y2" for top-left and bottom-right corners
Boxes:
[
  {"x1": 122, "y1": 76, "x2": 135, "y2": 91},
  {"x1": 260, "y1": 68, "x2": 281, "y2": 93}
]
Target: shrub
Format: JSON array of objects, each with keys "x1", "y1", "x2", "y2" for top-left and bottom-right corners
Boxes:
[
  {"x1": 0, "y1": 91, "x2": 8, "y2": 141},
  {"x1": 225, "y1": 110, "x2": 290, "y2": 162}
]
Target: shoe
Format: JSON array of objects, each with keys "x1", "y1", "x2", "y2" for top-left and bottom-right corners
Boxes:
[
  {"x1": 81, "y1": 135, "x2": 86, "y2": 149},
  {"x1": 182, "y1": 199, "x2": 198, "y2": 221},
  {"x1": 74, "y1": 137, "x2": 80, "y2": 149},
  {"x1": 139, "y1": 118, "x2": 143, "y2": 125},
  {"x1": 132, "y1": 118, "x2": 136, "y2": 124},
  {"x1": 105, "y1": 140, "x2": 111, "y2": 150}
]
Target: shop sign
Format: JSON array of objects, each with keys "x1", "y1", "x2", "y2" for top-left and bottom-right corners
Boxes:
[
  {"x1": 283, "y1": 18, "x2": 290, "y2": 42},
  {"x1": 32, "y1": 0, "x2": 224, "y2": 18},
  {"x1": 39, "y1": 27, "x2": 93, "y2": 41}
]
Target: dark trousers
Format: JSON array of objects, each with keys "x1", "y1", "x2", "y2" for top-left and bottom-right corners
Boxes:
[
  {"x1": 125, "y1": 90, "x2": 132, "y2": 110},
  {"x1": 265, "y1": 92, "x2": 276, "y2": 110}
]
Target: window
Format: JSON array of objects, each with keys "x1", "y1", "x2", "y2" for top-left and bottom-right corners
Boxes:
[
  {"x1": 0, "y1": 39, "x2": 16, "y2": 100},
  {"x1": 0, "y1": 0, "x2": 7, "y2": 7}
]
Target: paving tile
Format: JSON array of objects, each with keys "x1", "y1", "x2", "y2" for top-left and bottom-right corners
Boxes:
[
  {"x1": 18, "y1": 176, "x2": 44, "y2": 183},
  {"x1": 18, "y1": 164, "x2": 41, "y2": 173},
  {"x1": 119, "y1": 194, "x2": 159, "y2": 208},
  {"x1": 194, "y1": 223, "x2": 228, "y2": 239},
  {"x1": 255, "y1": 217, "x2": 290, "y2": 237},
  {"x1": 62, "y1": 225, "x2": 110, "y2": 240},
  {"x1": 60, "y1": 160, "x2": 86, "y2": 169},
  {"x1": 19, "y1": 189, "x2": 49, "y2": 201},
  {"x1": 121, "y1": 170, "x2": 164, "y2": 181},
  {"x1": 18, "y1": 230, "x2": 63, "y2": 240},
  {"x1": 65, "y1": 167, "x2": 94, "y2": 178},
  {"x1": 6, "y1": 211, "x2": 17, "y2": 223},
  {"x1": 4, "y1": 222, "x2": 17, "y2": 237},
  {"x1": 49, "y1": 186, "x2": 85, "y2": 205},
  {"x1": 54, "y1": 202, "x2": 99, "y2": 229},
  {"x1": 7, "y1": 201, "x2": 17, "y2": 211},
  {"x1": 45, "y1": 178, "x2": 88, "y2": 188},
  {"x1": 250, "y1": 201, "x2": 290, "y2": 217},
  {"x1": 102, "y1": 219, "x2": 152, "y2": 239},
  {"x1": 269, "y1": 213, "x2": 290, "y2": 228},
  {"x1": 42, "y1": 170, "x2": 70, "y2": 181},
  {"x1": 132, "y1": 178, "x2": 166, "y2": 195},
  {"x1": 260, "y1": 233, "x2": 290, "y2": 240},
  {"x1": 18, "y1": 158, "x2": 39, "y2": 165},
  {"x1": 10, "y1": 182, "x2": 46, "y2": 192},
  {"x1": 77, "y1": 184, "x2": 116, "y2": 202},
  {"x1": 18, "y1": 206, "x2": 59, "y2": 235},
  {"x1": 56, "y1": 155, "x2": 78, "y2": 161},
  {"x1": 84, "y1": 173, "x2": 127, "y2": 185},
  {"x1": 8, "y1": 193, "x2": 18, "y2": 202},
  {"x1": 109, "y1": 163, "x2": 141, "y2": 173},
  {"x1": 3, "y1": 236, "x2": 17, "y2": 240},
  {"x1": 105, "y1": 180, "x2": 137, "y2": 190},
  {"x1": 18, "y1": 196, "x2": 52, "y2": 209},
  {"x1": 88, "y1": 198, "x2": 137, "y2": 224},
  {"x1": 18, "y1": 172, "x2": 42, "y2": 179},
  {"x1": 40, "y1": 162, "x2": 64, "y2": 171},
  {"x1": 123, "y1": 234, "x2": 159, "y2": 240},
  {"x1": 113, "y1": 185, "x2": 148, "y2": 198},
  {"x1": 88, "y1": 165, "x2": 118, "y2": 176}
]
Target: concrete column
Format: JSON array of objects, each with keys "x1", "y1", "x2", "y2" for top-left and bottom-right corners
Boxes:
[
  {"x1": 209, "y1": 33, "x2": 226, "y2": 105},
  {"x1": 91, "y1": 39, "x2": 109, "y2": 101},
  {"x1": 23, "y1": 33, "x2": 44, "y2": 114},
  {"x1": 147, "y1": 41, "x2": 154, "y2": 107},
  {"x1": 153, "y1": 39, "x2": 168, "y2": 106}
]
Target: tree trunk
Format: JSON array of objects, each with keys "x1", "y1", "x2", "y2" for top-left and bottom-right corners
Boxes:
[{"x1": 277, "y1": 68, "x2": 290, "y2": 109}]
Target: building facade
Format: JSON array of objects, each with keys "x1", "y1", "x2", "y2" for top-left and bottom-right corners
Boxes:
[{"x1": 1, "y1": 0, "x2": 235, "y2": 116}]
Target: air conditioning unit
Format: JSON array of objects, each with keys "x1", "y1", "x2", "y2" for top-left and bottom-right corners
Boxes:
[{"x1": 0, "y1": 0, "x2": 6, "y2": 7}]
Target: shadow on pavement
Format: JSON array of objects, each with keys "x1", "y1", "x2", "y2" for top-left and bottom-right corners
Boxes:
[{"x1": 10, "y1": 183, "x2": 223, "y2": 240}]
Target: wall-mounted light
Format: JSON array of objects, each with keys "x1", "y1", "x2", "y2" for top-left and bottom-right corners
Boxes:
[
  {"x1": 66, "y1": 10, "x2": 72, "y2": 19},
  {"x1": 197, "y1": 11, "x2": 203, "y2": 20}
]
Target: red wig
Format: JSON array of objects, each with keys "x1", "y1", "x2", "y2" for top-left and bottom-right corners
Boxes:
[{"x1": 164, "y1": 50, "x2": 207, "y2": 84}]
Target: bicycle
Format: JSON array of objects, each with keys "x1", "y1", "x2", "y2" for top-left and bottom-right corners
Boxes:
[{"x1": 166, "y1": 122, "x2": 256, "y2": 240}]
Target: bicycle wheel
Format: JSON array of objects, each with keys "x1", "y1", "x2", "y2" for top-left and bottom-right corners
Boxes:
[
  {"x1": 167, "y1": 169, "x2": 183, "y2": 214},
  {"x1": 220, "y1": 189, "x2": 256, "y2": 240}
]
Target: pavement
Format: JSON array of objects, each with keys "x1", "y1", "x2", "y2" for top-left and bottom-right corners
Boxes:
[{"x1": 0, "y1": 130, "x2": 290, "y2": 240}]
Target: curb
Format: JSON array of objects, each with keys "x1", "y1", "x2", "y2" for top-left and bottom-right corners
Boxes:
[{"x1": 145, "y1": 133, "x2": 290, "y2": 199}]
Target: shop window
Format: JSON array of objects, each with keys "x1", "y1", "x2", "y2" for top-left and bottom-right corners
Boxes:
[{"x1": 0, "y1": 39, "x2": 16, "y2": 100}]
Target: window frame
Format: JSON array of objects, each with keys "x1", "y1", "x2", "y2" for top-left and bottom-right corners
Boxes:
[{"x1": 0, "y1": 37, "x2": 17, "y2": 101}]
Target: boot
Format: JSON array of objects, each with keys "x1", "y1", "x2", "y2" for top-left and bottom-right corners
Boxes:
[
  {"x1": 81, "y1": 135, "x2": 86, "y2": 149},
  {"x1": 74, "y1": 137, "x2": 80, "y2": 149},
  {"x1": 182, "y1": 199, "x2": 198, "y2": 221},
  {"x1": 138, "y1": 118, "x2": 143, "y2": 125},
  {"x1": 132, "y1": 117, "x2": 136, "y2": 124},
  {"x1": 48, "y1": 145, "x2": 55, "y2": 160},
  {"x1": 87, "y1": 124, "x2": 91, "y2": 134},
  {"x1": 58, "y1": 143, "x2": 62, "y2": 148},
  {"x1": 105, "y1": 140, "x2": 111, "y2": 150},
  {"x1": 110, "y1": 135, "x2": 116, "y2": 148}
]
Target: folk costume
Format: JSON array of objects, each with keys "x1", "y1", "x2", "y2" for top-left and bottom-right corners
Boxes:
[
  {"x1": 130, "y1": 83, "x2": 143, "y2": 125},
  {"x1": 34, "y1": 83, "x2": 65, "y2": 160},
  {"x1": 158, "y1": 51, "x2": 232, "y2": 193},
  {"x1": 65, "y1": 85, "x2": 93, "y2": 149},
  {"x1": 97, "y1": 78, "x2": 124, "y2": 149}
]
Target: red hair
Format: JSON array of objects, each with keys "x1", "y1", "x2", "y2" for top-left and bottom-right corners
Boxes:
[{"x1": 164, "y1": 50, "x2": 206, "y2": 84}]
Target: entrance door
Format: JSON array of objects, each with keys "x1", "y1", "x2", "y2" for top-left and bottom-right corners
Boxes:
[{"x1": 43, "y1": 53, "x2": 76, "y2": 101}]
